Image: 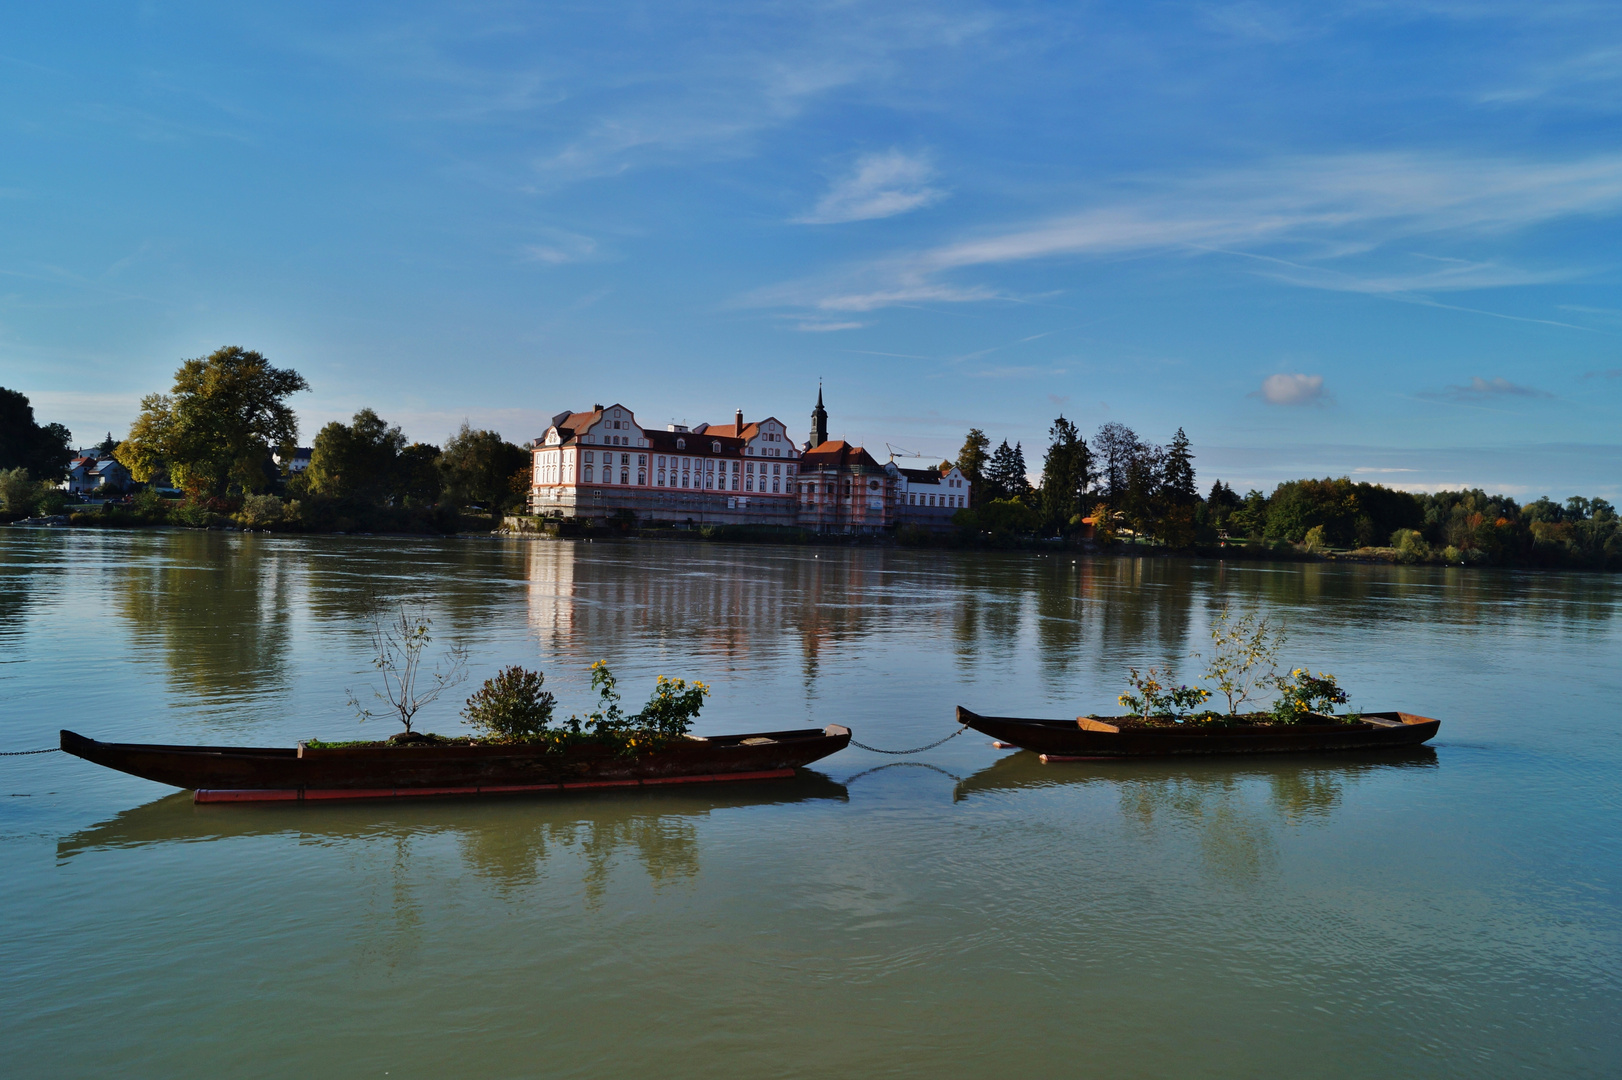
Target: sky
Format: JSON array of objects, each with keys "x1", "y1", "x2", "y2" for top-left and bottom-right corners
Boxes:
[{"x1": 3, "y1": 1, "x2": 1621, "y2": 498}]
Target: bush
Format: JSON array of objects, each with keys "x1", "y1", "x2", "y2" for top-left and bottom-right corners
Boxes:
[
  {"x1": 1268, "y1": 669, "x2": 1349, "y2": 724},
  {"x1": 132, "y1": 487, "x2": 169, "y2": 520},
  {"x1": 35, "y1": 488, "x2": 68, "y2": 516},
  {"x1": 461, "y1": 666, "x2": 556, "y2": 742},
  {"x1": 1390, "y1": 528, "x2": 1431, "y2": 563},
  {"x1": 239, "y1": 494, "x2": 285, "y2": 528},
  {"x1": 170, "y1": 500, "x2": 218, "y2": 528},
  {"x1": 1302, "y1": 524, "x2": 1327, "y2": 552},
  {"x1": 0, "y1": 467, "x2": 33, "y2": 512}
]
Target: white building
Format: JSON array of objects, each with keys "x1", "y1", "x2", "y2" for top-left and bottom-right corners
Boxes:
[
  {"x1": 886, "y1": 458, "x2": 971, "y2": 532},
  {"x1": 529, "y1": 404, "x2": 802, "y2": 525}
]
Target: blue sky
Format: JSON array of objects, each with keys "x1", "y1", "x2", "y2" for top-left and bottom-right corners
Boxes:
[{"x1": 4, "y1": 1, "x2": 1621, "y2": 497}]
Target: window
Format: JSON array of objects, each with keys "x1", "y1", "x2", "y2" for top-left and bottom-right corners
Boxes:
[
  {"x1": 584, "y1": 466, "x2": 594, "y2": 482},
  {"x1": 712, "y1": 441, "x2": 721, "y2": 453},
  {"x1": 772, "y1": 464, "x2": 781, "y2": 474},
  {"x1": 638, "y1": 455, "x2": 647, "y2": 466},
  {"x1": 909, "y1": 493, "x2": 916, "y2": 505},
  {"x1": 657, "y1": 455, "x2": 665, "y2": 467},
  {"x1": 621, "y1": 469, "x2": 630, "y2": 484},
  {"x1": 658, "y1": 471, "x2": 666, "y2": 486},
  {"x1": 746, "y1": 476, "x2": 754, "y2": 492},
  {"x1": 584, "y1": 451, "x2": 594, "y2": 464},
  {"x1": 677, "y1": 438, "x2": 685, "y2": 449}
]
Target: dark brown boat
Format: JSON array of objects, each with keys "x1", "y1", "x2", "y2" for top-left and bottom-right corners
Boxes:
[
  {"x1": 956, "y1": 707, "x2": 1439, "y2": 759},
  {"x1": 60, "y1": 725, "x2": 852, "y2": 803}
]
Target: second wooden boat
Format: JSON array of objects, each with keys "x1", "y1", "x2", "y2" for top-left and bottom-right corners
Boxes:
[
  {"x1": 61, "y1": 726, "x2": 852, "y2": 803},
  {"x1": 956, "y1": 707, "x2": 1439, "y2": 759}
]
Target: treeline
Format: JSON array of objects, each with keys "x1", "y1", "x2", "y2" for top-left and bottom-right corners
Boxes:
[
  {"x1": 9, "y1": 346, "x2": 532, "y2": 533},
  {"x1": 0, "y1": 388, "x2": 77, "y2": 518},
  {"x1": 945, "y1": 418, "x2": 1621, "y2": 570}
]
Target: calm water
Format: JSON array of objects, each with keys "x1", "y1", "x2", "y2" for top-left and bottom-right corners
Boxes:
[{"x1": 2, "y1": 530, "x2": 1619, "y2": 1078}]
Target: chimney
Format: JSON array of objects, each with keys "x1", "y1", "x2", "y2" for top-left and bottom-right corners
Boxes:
[
  {"x1": 594, "y1": 403, "x2": 603, "y2": 412},
  {"x1": 736, "y1": 408, "x2": 744, "y2": 432}
]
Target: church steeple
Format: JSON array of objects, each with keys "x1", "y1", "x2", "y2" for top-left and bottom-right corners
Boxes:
[{"x1": 810, "y1": 383, "x2": 828, "y2": 448}]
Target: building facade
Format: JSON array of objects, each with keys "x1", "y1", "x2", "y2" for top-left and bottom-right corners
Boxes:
[
  {"x1": 529, "y1": 403, "x2": 802, "y2": 526},
  {"x1": 887, "y1": 460, "x2": 971, "y2": 532},
  {"x1": 527, "y1": 390, "x2": 962, "y2": 535}
]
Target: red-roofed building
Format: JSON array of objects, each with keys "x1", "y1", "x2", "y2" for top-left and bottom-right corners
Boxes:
[
  {"x1": 528, "y1": 403, "x2": 802, "y2": 526},
  {"x1": 795, "y1": 439, "x2": 894, "y2": 533}
]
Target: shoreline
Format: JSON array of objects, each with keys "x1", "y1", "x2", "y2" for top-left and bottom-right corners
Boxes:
[{"x1": 7, "y1": 513, "x2": 1615, "y2": 573}]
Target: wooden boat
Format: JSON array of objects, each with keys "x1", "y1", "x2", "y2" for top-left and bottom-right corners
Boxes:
[
  {"x1": 60, "y1": 725, "x2": 852, "y2": 803},
  {"x1": 956, "y1": 707, "x2": 1439, "y2": 759}
]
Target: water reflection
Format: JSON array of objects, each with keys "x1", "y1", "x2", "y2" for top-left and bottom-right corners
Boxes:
[
  {"x1": 955, "y1": 749, "x2": 1438, "y2": 883},
  {"x1": 114, "y1": 532, "x2": 296, "y2": 715},
  {"x1": 58, "y1": 774, "x2": 848, "y2": 903}
]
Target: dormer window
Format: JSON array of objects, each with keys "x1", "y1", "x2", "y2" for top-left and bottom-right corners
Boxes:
[
  {"x1": 677, "y1": 438, "x2": 685, "y2": 449},
  {"x1": 712, "y1": 441, "x2": 721, "y2": 453}
]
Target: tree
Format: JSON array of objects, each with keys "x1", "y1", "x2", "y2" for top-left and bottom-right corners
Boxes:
[
  {"x1": 304, "y1": 408, "x2": 407, "y2": 503},
  {"x1": 97, "y1": 432, "x2": 118, "y2": 456},
  {"x1": 347, "y1": 601, "x2": 468, "y2": 736},
  {"x1": 116, "y1": 346, "x2": 308, "y2": 498},
  {"x1": 957, "y1": 429, "x2": 991, "y2": 506},
  {"x1": 0, "y1": 467, "x2": 37, "y2": 512},
  {"x1": 1163, "y1": 428, "x2": 1197, "y2": 505},
  {"x1": 1092, "y1": 422, "x2": 1144, "y2": 501},
  {"x1": 397, "y1": 443, "x2": 444, "y2": 505},
  {"x1": 1039, "y1": 416, "x2": 1092, "y2": 532},
  {"x1": 439, "y1": 422, "x2": 530, "y2": 521},
  {"x1": 985, "y1": 440, "x2": 1032, "y2": 502},
  {"x1": 0, "y1": 388, "x2": 74, "y2": 481}
]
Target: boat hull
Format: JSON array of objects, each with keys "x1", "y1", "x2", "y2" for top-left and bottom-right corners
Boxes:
[
  {"x1": 957, "y1": 707, "x2": 1439, "y2": 758},
  {"x1": 61, "y1": 726, "x2": 852, "y2": 802}
]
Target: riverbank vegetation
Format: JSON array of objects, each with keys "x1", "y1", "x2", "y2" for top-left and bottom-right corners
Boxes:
[{"x1": 946, "y1": 418, "x2": 1621, "y2": 570}]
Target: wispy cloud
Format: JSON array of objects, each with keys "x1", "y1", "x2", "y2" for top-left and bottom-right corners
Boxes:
[
  {"x1": 519, "y1": 230, "x2": 599, "y2": 264},
  {"x1": 1253, "y1": 373, "x2": 1326, "y2": 406},
  {"x1": 792, "y1": 319, "x2": 866, "y2": 332},
  {"x1": 752, "y1": 151, "x2": 1622, "y2": 312},
  {"x1": 1420, "y1": 376, "x2": 1554, "y2": 401},
  {"x1": 1581, "y1": 368, "x2": 1622, "y2": 379},
  {"x1": 795, "y1": 150, "x2": 944, "y2": 224}
]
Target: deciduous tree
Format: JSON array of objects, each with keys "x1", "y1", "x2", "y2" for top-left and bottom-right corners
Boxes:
[
  {"x1": 0, "y1": 388, "x2": 74, "y2": 481},
  {"x1": 116, "y1": 346, "x2": 308, "y2": 497}
]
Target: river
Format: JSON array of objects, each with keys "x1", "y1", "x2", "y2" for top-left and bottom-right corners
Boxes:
[{"x1": 2, "y1": 529, "x2": 1618, "y2": 1077}]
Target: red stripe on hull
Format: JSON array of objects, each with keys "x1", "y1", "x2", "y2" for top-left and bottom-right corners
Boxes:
[{"x1": 194, "y1": 768, "x2": 799, "y2": 804}]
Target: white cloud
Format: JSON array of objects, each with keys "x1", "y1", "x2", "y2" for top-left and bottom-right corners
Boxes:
[
  {"x1": 753, "y1": 150, "x2": 1622, "y2": 312},
  {"x1": 796, "y1": 150, "x2": 944, "y2": 225},
  {"x1": 1255, "y1": 373, "x2": 1326, "y2": 405}
]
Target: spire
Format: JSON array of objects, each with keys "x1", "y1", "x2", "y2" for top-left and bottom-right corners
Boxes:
[{"x1": 810, "y1": 383, "x2": 829, "y2": 448}]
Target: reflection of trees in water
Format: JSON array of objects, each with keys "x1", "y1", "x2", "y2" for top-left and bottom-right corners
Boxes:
[
  {"x1": 0, "y1": 535, "x2": 46, "y2": 645},
  {"x1": 458, "y1": 811, "x2": 699, "y2": 904},
  {"x1": 114, "y1": 531, "x2": 294, "y2": 718},
  {"x1": 1119, "y1": 774, "x2": 1279, "y2": 885}
]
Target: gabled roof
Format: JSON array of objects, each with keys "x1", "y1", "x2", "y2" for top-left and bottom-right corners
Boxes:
[{"x1": 801, "y1": 440, "x2": 882, "y2": 472}]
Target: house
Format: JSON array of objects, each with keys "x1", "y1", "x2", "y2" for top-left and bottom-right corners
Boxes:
[
  {"x1": 796, "y1": 439, "x2": 895, "y2": 533},
  {"x1": 60, "y1": 454, "x2": 131, "y2": 495},
  {"x1": 887, "y1": 459, "x2": 971, "y2": 532},
  {"x1": 273, "y1": 447, "x2": 312, "y2": 474}
]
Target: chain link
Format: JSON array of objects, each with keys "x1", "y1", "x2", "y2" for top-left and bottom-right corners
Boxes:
[
  {"x1": 0, "y1": 747, "x2": 61, "y2": 756},
  {"x1": 847, "y1": 725, "x2": 967, "y2": 756}
]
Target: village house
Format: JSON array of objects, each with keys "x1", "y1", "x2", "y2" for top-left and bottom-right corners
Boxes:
[{"x1": 60, "y1": 453, "x2": 131, "y2": 495}]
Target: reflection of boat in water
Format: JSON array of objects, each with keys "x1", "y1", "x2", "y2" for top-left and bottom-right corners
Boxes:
[
  {"x1": 58, "y1": 771, "x2": 849, "y2": 861},
  {"x1": 60, "y1": 725, "x2": 852, "y2": 803},
  {"x1": 957, "y1": 706, "x2": 1440, "y2": 758},
  {"x1": 952, "y1": 744, "x2": 1438, "y2": 801}
]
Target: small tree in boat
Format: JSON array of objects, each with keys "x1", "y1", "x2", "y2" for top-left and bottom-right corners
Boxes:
[
  {"x1": 347, "y1": 601, "x2": 468, "y2": 736},
  {"x1": 1197, "y1": 608, "x2": 1286, "y2": 716},
  {"x1": 461, "y1": 665, "x2": 556, "y2": 742},
  {"x1": 1267, "y1": 669, "x2": 1350, "y2": 724}
]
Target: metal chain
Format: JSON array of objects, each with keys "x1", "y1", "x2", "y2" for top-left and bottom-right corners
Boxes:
[
  {"x1": 0, "y1": 747, "x2": 60, "y2": 756},
  {"x1": 847, "y1": 725, "x2": 968, "y2": 756}
]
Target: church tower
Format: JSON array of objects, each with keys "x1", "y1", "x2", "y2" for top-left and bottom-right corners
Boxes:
[{"x1": 809, "y1": 384, "x2": 829, "y2": 448}]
